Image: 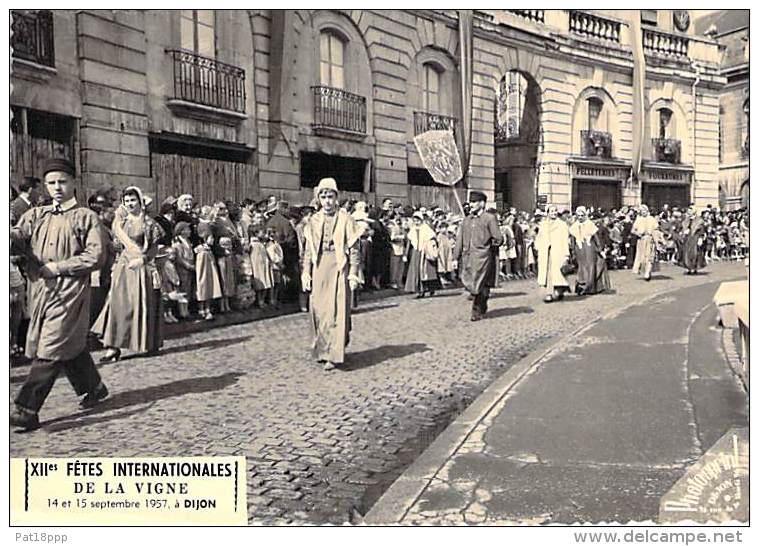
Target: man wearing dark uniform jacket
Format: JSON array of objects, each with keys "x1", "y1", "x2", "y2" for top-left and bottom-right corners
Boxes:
[{"x1": 455, "y1": 191, "x2": 504, "y2": 321}]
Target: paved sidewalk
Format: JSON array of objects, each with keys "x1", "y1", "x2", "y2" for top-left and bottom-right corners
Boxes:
[{"x1": 365, "y1": 278, "x2": 749, "y2": 524}]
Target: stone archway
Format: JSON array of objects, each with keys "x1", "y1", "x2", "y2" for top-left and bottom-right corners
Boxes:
[{"x1": 493, "y1": 69, "x2": 542, "y2": 212}]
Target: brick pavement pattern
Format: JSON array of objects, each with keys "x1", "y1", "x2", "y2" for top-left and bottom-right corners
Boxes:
[{"x1": 9, "y1": 262, "x2": 745, "y2": 524}]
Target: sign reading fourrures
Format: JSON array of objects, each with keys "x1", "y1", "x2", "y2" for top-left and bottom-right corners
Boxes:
[{"x1": 10, "y1": 457, "x2": 247, "y2": 525}]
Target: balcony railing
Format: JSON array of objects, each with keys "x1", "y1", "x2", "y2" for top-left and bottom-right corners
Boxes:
[
  {"x1": 168, "y1": 49, "x2": 246, "y2": 113},
  {"x1": 508, "y1": 10, "x2": 545, "y2": 24},
  {"x1": 581, "y1": 130, "x2": 613, "y2": 159},
  {"x1": 11, "y1": 10, "x2": 55, "y2": 67},
  {"x1": 643, "y1": 28, "x2": 689, "y2": 58},
  {"x1": 312, "y1": 86, "x2": 367, "y2": 135},
  {"x1": 569, "y1": 11, "x2": 621, "y2": 43},
  {"x1": 413, "y1": 111, "x2": 457, "y2": 136},
  {"x1": 652, "y1": 138, "x2": 681, "y2": 164}
]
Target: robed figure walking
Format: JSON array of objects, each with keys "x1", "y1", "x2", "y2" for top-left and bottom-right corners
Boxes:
[
  {"x1": 679, "y1": 207, "x2": 706, "y2": 275},
  {"x1": 301, "y1": 178, "x2": 362, "y2": 371},
  {"x1": 536, "y1": 205, "x2": 571, "y2": 303},
  {"x1": 569, "y1": 206, "x2": 611, "y2": 295},
  {"x1": 455, "y1": 191, "x2": 503, "y2": 321},
  {"x1": 631, "y1": 204, "x2": 660, "y2": 281}
]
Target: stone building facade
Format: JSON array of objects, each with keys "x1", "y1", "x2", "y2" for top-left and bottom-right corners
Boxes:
[
  {"x1": 11, "y1": 9, "x2": 725, "y2": 213},
  {"x1": 696, "y1": 10, "x2": 749, "y2": 210}
]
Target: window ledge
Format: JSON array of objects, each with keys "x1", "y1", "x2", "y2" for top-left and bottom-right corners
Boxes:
[
  {"x1": 11, "y1": 57, "x2": 57, "y2": 83},
  {"x1": 166, "y1": 99, "x2": 248, "y2": 126},
  {"x1": 311, "y1": 125, "x2": 368, "y2": 142}
]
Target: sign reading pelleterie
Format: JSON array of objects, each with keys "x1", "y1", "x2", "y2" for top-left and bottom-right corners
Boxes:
[
  {"x1": 570, "y1": 163, "x2": 631, "y2": 181},
  {"x1": 10, "y1": 457, "x2": 247, "y2": 525}
]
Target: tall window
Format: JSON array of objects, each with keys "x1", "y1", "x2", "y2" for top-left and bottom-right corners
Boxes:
[
  {"x1": 658, "y1": 108, "x2": 673, "y2": 139},
  {"x1": 180, "y1": 10, "x2": 215, "y2": 58},
  {"x1": 588, "y1": 97, "x2": 604, "y2": 131},
  {"x1": 497, "y1": 71, "x2": 528, "y2": 140},
  {"x1": 422, "y1": 64, "x2": 441, "y2": 112},
  {"x1": 320, "y1": 32, "x2": 345, "y2": 89}
]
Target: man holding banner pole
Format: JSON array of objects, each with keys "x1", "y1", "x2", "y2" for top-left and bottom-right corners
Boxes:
[{"x1": 455, "y1": 191, "x2": 503, "y2": 321}]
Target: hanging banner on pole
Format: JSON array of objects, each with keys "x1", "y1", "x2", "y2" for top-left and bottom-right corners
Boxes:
[
  {"x1": 413, "y1": 129, "x2": 466, "y2": 215},
  {"x1": 413, "y1": 130, "x2": 463, "y2": 186}
]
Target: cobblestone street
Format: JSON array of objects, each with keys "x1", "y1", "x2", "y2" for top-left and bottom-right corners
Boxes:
[{"x1": 9, "y1": 262, "x2": 745, "y2": 524}]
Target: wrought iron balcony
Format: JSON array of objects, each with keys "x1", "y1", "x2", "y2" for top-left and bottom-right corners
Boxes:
[
  {"x1": 643, "y1": 28, "x2": 689, "y2": 58},
  {"x1": 413, "y1": 111, "x2": 457, "y2": 136},
  {"x1": 11, "y1": 10, "x2": 55, "y2": 68},
  {"x1": 168, "y1": 49, "x2": 246, "y2": 113},
  {"x1": 508, "y1": 10, "x2": 545, "y2": 24},
  {"x1": 312, "y1": 86, "x2": 367, "y2": 135},
  {"x1": 569, "y1": 11, "x2": 621, "y2": 43},
  {"x1": 652, "y1": 138, "x2": 681, "y2": 164},
  {"x1": 580, "y1": 130, "x2": 613, "y2": 159}
]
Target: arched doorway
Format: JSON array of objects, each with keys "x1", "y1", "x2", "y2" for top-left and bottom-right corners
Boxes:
[{"x1": 494, "y1": 70, "x2": 541, "y2": 212}]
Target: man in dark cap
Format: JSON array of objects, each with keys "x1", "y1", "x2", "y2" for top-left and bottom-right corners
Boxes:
[
  {"x1": 10, "y1": 158, "x2": 109, "y2": 430},
  {"x1": 11, "y1": 176, "x2": 40, "y2": 221},
  {"x1": 455, "y1": 191, "x2": 504, "y2": 321}
]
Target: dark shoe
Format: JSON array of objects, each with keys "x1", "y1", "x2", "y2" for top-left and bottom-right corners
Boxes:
[
  {"x1": 10, "y1": 406, "x2": 39, "y2": 430},
  {"x1": 470, "y1": 314, "x2": 482, "y2": 322},
  {"x1": 99, "y1": 348, "x2": 121, "y2": 364},
  {"x1": 80, "y1": 384, "x2": 109, "y2": 409}
]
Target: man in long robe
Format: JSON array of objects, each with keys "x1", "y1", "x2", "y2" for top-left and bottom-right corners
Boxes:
[
  {"x1": 10, "y1": 158, "x2": 108, "y2": 430},
  {"x1": 536, "y1": 205, "x2": 571, "y2": 302},
  {"x1": 679, "y1": 206, "x2": 706, "y2": 274},
  {"x1": 301, "y1": 178, "x2": 361, "y2": 371},
  {"x1": 455, "y1": 191, "x2": 504, "y2": 321},
  {"x1": 569, "y1": 206, "x2": 611, "y2": 295}
]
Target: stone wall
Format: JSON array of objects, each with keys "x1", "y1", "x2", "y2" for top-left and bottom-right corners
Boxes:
[{"x1": 10, "y1": 9, "x2": 728, "y2": 210}]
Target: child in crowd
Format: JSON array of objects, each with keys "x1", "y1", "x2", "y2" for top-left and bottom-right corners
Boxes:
[
  {"x1": 249, "y1": 227, "x2": 273, "y2": 308},
  {"x1": 159, "y1": 246, "x2": 187, "y2": 323},
  {"x1": 195, "y1": 223, "x2": 222, "y2": 320},
  {"x1": 172, "y1": 221, "x2": 195, "y2": 314},
  {"x1": 265, "y1": 227, "x2": 284, "y2": 309},
  {"x1": 216, "y1": 236, "x2": 236, "y2": 313},
  {"x1": 436, "y1": 222, "x2": 454, "y2": 286}
]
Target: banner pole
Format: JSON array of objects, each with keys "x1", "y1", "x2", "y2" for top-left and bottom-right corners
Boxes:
[{"x1": 452, "y1": 180, "x2": 466, "y2": 217}]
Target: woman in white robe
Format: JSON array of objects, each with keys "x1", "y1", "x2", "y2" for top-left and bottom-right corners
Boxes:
[{"x1": 535, "y1": 205, "x2": 571, "y2": 302}]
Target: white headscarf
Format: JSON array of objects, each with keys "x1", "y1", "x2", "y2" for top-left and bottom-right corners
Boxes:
[{"x1": 115, "y1": 186, "x2": 150, "y2": 254}]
